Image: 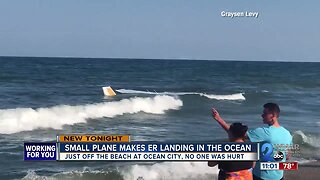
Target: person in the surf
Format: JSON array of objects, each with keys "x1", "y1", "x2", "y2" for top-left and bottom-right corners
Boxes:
[
  {"x1": 211, "y1": 103, "x2": 292, "y2": 180},
  {"x1": 208, "y1": 122, "x2": 254, "y2": 180}
]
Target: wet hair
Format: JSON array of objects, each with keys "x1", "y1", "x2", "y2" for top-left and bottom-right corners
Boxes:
[
  {"x1": 264, "y1": 103, "x2": 280, "y2": 117},
  {"x1": 229, "y1": 122, "x2": 248, "y2": 139}
]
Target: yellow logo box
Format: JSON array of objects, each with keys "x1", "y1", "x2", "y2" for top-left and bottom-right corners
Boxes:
[{"x1": 57, "y1": 135, "x2": 130, "y2": 142}]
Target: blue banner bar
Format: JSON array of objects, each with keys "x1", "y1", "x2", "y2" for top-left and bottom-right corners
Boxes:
[{"x1": 24, "y1": 142, "x2": 57, "y2": 161}]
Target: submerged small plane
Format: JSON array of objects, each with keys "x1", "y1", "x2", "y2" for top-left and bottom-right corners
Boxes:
[{"x1": 102, "y1": 86, "x2": 117, "y2": 96}]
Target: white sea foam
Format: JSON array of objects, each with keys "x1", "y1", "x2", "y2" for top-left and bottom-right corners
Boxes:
[
  {"x1": 199, "y1": 93, "x2": 245, "y2": 100},
  {"x1": 295, "y1": 158, "x2": 318, "y2": 165},
  {"x1": 116, "y1": 89, "x2": 245, "y2": 101},
  {"x1": 293, "y1": 130, "x2": 320, "y2": 148},
  {"x1": 122, "y1": 162, "x2": 218, "y2": 180},
  {"x1": 21, "y1": 170, "x2": 55, "y2": 180},
  {"x1": 20, "y1": 162, "x2": 218, "y2": 180},
  {"x1": 0, "y1": 95, "x2": 182, "y2": 134}
]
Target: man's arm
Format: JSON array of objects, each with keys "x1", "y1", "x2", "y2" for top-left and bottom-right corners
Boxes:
[
  {"x1": 212, "y1": 108, "x2": 230, "y2": 132},
  {"x1": 252, "y1": 161, "x2": 256, "y2": 168}
]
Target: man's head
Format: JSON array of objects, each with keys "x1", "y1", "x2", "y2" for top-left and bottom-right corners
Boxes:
[
  {"x1": 262, "y1": 103, "x2": 280, "y2": 125},
  {"x1": 228, "y1": 122, "x2": 248, "y2": 141}
]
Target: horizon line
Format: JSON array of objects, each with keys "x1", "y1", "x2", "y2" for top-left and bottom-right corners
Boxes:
[{"x1": 0, "y1": 55, "x2": 319, "y2": 63}]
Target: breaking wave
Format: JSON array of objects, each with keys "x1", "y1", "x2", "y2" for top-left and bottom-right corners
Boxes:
[
  {"x1": 292, "y1": 130, "x2": 320, "y2": 148},
  {"x1": 21, "y1": 162, "x2": 218, "y2": 180},
  {"x1": 0, "y1": 95, "x2": 182, "y2": 134}
]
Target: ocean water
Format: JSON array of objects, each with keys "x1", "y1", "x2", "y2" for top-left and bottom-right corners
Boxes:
[{"x1": 0, "y1": 57, "x2": 319, "y2": 180}]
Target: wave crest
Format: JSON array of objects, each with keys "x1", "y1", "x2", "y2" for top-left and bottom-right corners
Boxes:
[
  {"x1": 0, "y1": 95, "x2": 182, "y2": 134},
  {"x1": 293, "y1": 130, "x2": 320, "y2": 148}
]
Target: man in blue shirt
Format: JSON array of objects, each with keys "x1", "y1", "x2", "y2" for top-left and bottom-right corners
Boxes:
[{"x1": 212, "y1": 103, "x2": 292, "y2": 180}]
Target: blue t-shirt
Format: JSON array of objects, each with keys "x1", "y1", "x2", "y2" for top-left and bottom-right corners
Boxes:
[{"x1": 247, "y1": 126, "x2": 292, "y2": 180}]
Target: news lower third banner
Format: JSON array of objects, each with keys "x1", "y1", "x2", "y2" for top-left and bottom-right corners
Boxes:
[{"x1": 24, "y1": 135, "x2": 259, "y2": 161}]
